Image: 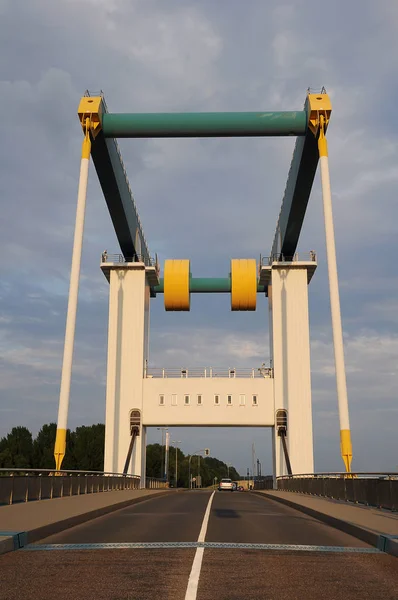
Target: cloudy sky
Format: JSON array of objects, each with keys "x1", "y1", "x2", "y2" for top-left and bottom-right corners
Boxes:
[{"x1": 1, "y1": 0, "x2": 398, "y2": 475}]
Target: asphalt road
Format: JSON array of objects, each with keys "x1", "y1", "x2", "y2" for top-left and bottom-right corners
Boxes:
[{"x1": 0, "y1": 491, "x2": 397, "y2": 600}]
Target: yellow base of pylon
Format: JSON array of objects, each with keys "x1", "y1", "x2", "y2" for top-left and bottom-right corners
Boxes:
[
  {"x1": 54, "y1": 428, "x2": 67, "y2": 471},
  {"x1": 340, "y1": 429, "x2": 352, "y2": 473}
]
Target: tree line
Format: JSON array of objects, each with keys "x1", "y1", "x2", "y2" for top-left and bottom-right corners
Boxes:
[
  {"x1": 0, "y1": 424, "x2": 105, "y2": 471},
  {"x1": 0, "y1": 424, "x2": 241, "y2": 487},
  {"x1": 146, "y1": 443, "x2": 240, "y2": 487}
]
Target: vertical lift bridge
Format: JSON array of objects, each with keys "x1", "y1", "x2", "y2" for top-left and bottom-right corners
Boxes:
[{"x1": 54, "y1": 89, "x2": 352, "y2": 480}]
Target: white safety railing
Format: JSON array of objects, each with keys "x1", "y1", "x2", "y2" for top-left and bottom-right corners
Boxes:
[
  {"x1": 101, "y1": 253, "x2": 157, "y2": 268},
  {"x1": 145, "y1": 367, "x2": 273, "y2": 379},
  {"x1": 261, "y1": 252, "x2": 317, "y2": 267}
]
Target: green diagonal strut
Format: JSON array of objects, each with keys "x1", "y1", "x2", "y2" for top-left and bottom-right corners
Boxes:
[{"x1": 102, "y1": 111, "x2": 307, "y2": 138}]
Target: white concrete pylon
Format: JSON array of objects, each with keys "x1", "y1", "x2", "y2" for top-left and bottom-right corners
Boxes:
[
  {"x1": 269, "y1": 262, "x2": 315, "y2": 479},
  {"x1": 318, "y1": 115, "x2": 352, "y2": 472},
  {"x1": 54, "y1": 120, "x2": 91, "y2": 471}
]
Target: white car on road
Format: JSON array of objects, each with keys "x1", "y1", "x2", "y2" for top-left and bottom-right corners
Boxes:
[{"x1": 218, "y1": 478, "x2": 234, "y2": 491}]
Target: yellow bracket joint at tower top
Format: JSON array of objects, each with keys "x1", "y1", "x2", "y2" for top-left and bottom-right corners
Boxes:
[
  {"x1": 77, "y1": 96, "x2": 103, "y2": 138},
  {"x1": 307, "y1": 92, "x2": 332, "y2": 137}
]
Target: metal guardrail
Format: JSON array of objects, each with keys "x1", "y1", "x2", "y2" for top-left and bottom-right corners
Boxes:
[
  {"x1": 101, "y1": 253, "x2": 157, "y2": 268},
  {"x1": 0, "y1": 469, "x2": 166, "y2": 506},
  {"x1": 253, "y1": 476, "x2": 274, "y2": 490},
  {"x1": 145, "y1": 367, "x2": 273, "y2": 379},
  {"x1": 261, "y1": 252, "x2": 317, "y2": 266},
  {"x1": 277, "y1": 473, "x2": 398, "y2": 511}
]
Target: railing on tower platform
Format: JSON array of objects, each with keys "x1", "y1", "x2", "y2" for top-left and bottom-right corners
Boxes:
[
  {"x1": 145, "y1": 366, "x2": 274, "y2": 379},
  {"x1": 261, "y1": 251, "x2": 317, "y2": 266},
  {"x1": 101, "y1": 253, "x2": 157, "y2": 268}
]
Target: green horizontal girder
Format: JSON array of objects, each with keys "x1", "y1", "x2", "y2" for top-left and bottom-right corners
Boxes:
[
  {"x1": 102, "y1": 111, "x2": 307, "y2": 138},
  {"x1": 154, "y1": 278, "x2": 266, "y2": 294}
]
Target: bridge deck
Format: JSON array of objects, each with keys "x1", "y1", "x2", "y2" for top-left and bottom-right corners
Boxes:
[
  {"x1": 0, "y1": 489, "x2": 169, "y2": 545},
  {"x1": 0, "y1": 490, "x2": 397, "y2": 599}
]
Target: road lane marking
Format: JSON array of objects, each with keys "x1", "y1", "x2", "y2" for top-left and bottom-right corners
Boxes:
[
  {"x1": 109, "y1": 512, "x2": 191, "y2": 517},
  {"x1": 197, "y1": 491, "x2": 214, "y2": 542},
  {"x1": 23, "y1": 542, "x2": 381, "y2": 553},
  {"x1": 185, "y1": 491, "x2": 215, "y2": 600}
]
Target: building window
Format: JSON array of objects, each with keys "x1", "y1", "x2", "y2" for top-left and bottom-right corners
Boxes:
[
  {"x1": 197, "y1": 395, "x2": 202, "y2": 406},
  {"x1": 171, "y1": 394, "x2": 177, "y2": 406},
  {"x1": 252, "y1": 395, "x2": 258, "y2": 406},
  {"x1": 184, "y1": 395, "x2": 190, "y2": 406},
  {"x1": 159, "y1": 395, "x2": 165, "y2": 406},
  {"x1": 227, "y1": 395, "x2": 232, "y2": 406},
  {"x1": 214, "y1": 395, "x2": 220, "y2": 405},
  {"x1": 239, "y1": 394, "x2": 246, "y2": 406}
]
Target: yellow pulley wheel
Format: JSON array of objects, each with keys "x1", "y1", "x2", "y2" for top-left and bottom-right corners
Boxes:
[
  {"x1": 231, "y1": 259, "x2": 257, "y2": 311},
  {"x1": 164, "y1": 259, "x2": 190, "y2": 311}
]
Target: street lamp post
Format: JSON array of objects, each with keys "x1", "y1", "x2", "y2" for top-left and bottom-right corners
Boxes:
[
  {"x1": 157, "y1": 427, "x2": 168, "y2": 480},
  {"x1": 172, "y1": 440, "x2": 181, "y2": 487},
  {"x1": 188, "y1": 455, "x2": 193, "y2": 489},
  {"x1": 197, "y1": 455, "x2": 200, "y2": 488},
  {"x1": 252, "y1": 443, "x2": 255, "y2": 486},
  {"x1": 188, "y1": 448, "x2": 210, "y2": 489},
  {"x1": 165, "y1": 431, "x2": 170, "y2": 483}
]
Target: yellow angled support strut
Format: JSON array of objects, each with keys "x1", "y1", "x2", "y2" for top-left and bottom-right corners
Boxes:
[
  {"x1": 54, "y1": 111, "x2": 94, "y2": 472},
  {"x1": 310, "y1": 90, "x2": 353, "y2": 473},
  {"x1": 231, "y1": 259, "x2": 257, "y2": 311},
  {"x1": 164, "y1": 259, "x2": 191, "y2": 311}
]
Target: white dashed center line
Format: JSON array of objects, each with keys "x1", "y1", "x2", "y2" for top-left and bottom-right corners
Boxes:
[{"x1": 184, "y1": 491, "x2": 215, "y2": 600}]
